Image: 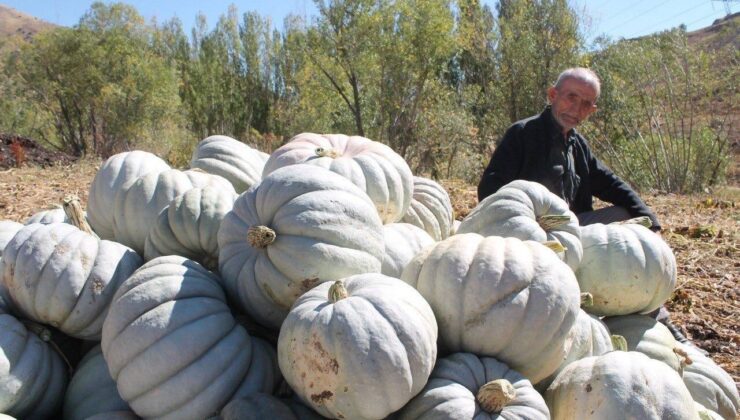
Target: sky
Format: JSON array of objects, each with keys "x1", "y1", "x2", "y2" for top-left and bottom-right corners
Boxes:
[{"x1": 1, "y1": 0, "x2": 735, "y2": 46}]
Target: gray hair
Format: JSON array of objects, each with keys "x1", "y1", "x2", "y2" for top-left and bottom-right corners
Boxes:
[{"x1": 554, "y1": 67, "x2": 601, "y2": 98}]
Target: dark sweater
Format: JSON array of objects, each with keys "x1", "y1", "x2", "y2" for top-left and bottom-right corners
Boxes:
[{"x1": 477, "y1": 107, "x2": 661, "y2": 230}]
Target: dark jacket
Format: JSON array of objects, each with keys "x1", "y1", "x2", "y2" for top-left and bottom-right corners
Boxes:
[{"x1": 478, "y1": 107, "x2": 661, "y2": 230}]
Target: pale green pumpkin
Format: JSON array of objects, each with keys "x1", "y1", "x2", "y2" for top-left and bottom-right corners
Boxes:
[{"x1": 190, "y1": 135, "x2": 269, "y2": 193}]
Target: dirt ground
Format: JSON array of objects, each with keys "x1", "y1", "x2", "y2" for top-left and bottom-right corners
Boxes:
[{"x1": 1, "y1": 159, "x2": 738, "y2": 385}]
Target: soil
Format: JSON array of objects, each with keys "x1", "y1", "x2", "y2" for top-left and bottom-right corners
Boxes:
[{"x1": 0, "y1": 134, "x2": 77, "y2": 169}]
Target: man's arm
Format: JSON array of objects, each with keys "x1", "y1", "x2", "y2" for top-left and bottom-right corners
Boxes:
[
  {"x1": 477, "y1": 126, "x2": 524, "y2": 201},
  {"x1": 586, "y1": 148, "x2": 662, "y2": 230}
]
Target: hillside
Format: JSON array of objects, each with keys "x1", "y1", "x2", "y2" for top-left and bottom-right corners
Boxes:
[{"x1": 0, "y1": 4, "x2": 55, "y2": 41}]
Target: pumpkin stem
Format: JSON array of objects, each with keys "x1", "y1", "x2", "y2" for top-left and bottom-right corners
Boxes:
[
  {"x1": 612, "y1": 216, "x2": 653, "y2": 229},
  {"x1": 62, "y1": 195, "x2": 97, "y2": 237},
  {"x1": 329, "y1": 281, "x2": 348, "y2": 303},
  {"x1": 537, "y1": 215, "x2": 571, "y2": 231},
  {"x1": 247, "y1": 226, "x2": 276, "y2": 248},
  {"x1": 477, "y1": 379, "x2": 516, "y2": 413},
  {"x1": 611, "y1": 335, "x2": 628, "y2": 352},
  {"x1": 580, "y1": 292, "x2": 594, "y2": 308},
  {"x1": 541, "y1": 241, "x2": 567, "y2": 254},
  {"x1": 315, "y1": 147, "x2": 341, "y2": 158}
]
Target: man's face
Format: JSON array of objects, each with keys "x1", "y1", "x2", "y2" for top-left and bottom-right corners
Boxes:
[{"x1": 547, "y1": 78, "x2": 598, "y2": 134}]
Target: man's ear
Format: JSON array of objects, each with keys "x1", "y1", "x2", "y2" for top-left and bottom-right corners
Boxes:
[{"x1": 547, "y1": 86, "x2": 557, "y2": 103}]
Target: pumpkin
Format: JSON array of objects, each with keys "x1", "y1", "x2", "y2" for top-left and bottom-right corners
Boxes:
[
  {"x1": 576, "y1": 223, "x2": 676, "y2": 316},
  {"x1": 0, "y1": 314, "x2": 68, "y2": 419},
  {"x1": 400, "y1": 176, "x2": 454, "y2": 241},
  {"x1": 678, "y1": 342, "x2": 739, "y2": 420},
  {"x1": 278, "y1": 275, "x2": 437, "y2": 420},
  {"x1": 450, "y1": 219, "x2": 461, "y2": 236},
  {"x1": 2, "y1": 223, "x2": 143, "y2": 340},
  {"x1": 190, "y1": 135, "x2": 269, "y2": 193},
  {"x1": 220, "y1": 393, "x2": 324, "y2": 420},
  {"x1": 101, "y1": 256, "x2": 280, "y2": 419},
  {"x1": 0, "y1": 221, "x2": 23, "y2": 314},
  {"x1": 694, "y1": 402, "x2": 725, "y2": 420},
  {"x1": 63, "y1": 345, "x2": 134, "y2": 420},
  {"x1": 88, "y1": 151, "x2": 170, "y2": 239},
  {"x1": 218, "y1": 164, "x2": 385, "y2": 330},
  {"x1": 263, "y1": 133, "x2": 413, "y2": 223},
  {"x1": 397, "y1": 352, "x2": 550, "y2": 419},
  {"x1": 603, "y1": 314, "x2": 684, "y2": 373},
  {"x1": 112, "y1": 168, "x2": 235, "y2": 255},
  {"x1": 144, "y1": 187, "x2": 237, "y2": 270},
  {"x1": 401, "y1": 233, "x2": 580, "y2": 383},
  {"x1": 25, "y1": 207, "x2": 68, "y2": 225},
  {"x1": 545, "y1": 351, "x2": 696, "y2": 420},
  {"x1": 381, "y1": 223, "x2": 435, "y2": 279},
  {"x1": 457, "y1": 180, "x2": 582, "y2": 270}
]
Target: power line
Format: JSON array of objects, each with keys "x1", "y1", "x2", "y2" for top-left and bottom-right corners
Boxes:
[
  {"x1": 623, "y1": 1, "x2": 711, "y2": 38},
  {"x1": 685, "y1": 8, "x2": 729, "y2": 27},
  {"x1": 603, "y1": 0, "x2": 674, "y2": 35}
]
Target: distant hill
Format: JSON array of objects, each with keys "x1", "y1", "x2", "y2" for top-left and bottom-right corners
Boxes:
[
  {"x1": 0, "y1": 4, "x2": 56, "y2": 42},
  {"x1": 686, "y1": 11, "x2": 739, "y2": 51}
]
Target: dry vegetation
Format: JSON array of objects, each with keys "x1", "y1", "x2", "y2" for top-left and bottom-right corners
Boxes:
[{"x1": 1, "y1": 160, "x2": 738, "y2": 384}]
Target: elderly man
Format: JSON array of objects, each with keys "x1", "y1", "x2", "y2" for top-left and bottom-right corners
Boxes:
[{"x1": 477, "y1": 67, "x2": 661, "y2": 230}]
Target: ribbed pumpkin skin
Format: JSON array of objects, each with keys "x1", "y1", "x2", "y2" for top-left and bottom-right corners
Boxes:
[
  {"x1": 220, "y1": 393, "x2": 324, "y2": 420},
  {"x1": 88, "y1": 151, "x2": 170, "y2": 239},
  {"x1": 545, "y1": 351, "x2": 696, "y2": 420},
  {"x1": 381, "y1": 223, "x2": 435, "y2": 278},
  {"x1": 400, "y1": 176, "x2": 453, "y2": 241},
  {"x1": 0, "y1": 314, "x2": 68, "y2": 419},
  {"x1": 263, "y1": 133, "x2": 413, "y2": 224},
  {"x1": 112, "y1": 169, "x2": 235, "y2": 255},
  {"x1": 398, "y1": 353, "x2": 550, "y2": 420},
  {"x1": 1, "y1": 223, "x2": 143, "y2": 340},
  {"x1": 0, "y1": 221, "x2": 23, "y2": 313},
  {"x1": 63, "y1": 345, "x2": 134, "y2": 420},
  {"x1": 190, "y1": 135, "x2": 269, "y2": 193},
  {"x1": 218, "y1": 164, "x2": 385, "y2": 330},
  {"x1": 144, "y1": 187, "x2": 237, "y2": 270},
  {"x1": 278, "y1": 274, "x2": 438, "y2": 420},
  {"x1": 678, "y1": 342, "x2": 739, "y2": 420},
  {"x1": 458, "y1": 180, "x2": 583, "y2": 271},
  {"x1": 604, "y1": 314, "x2": 682, "y2": 372},
  {"x1": 577, "y1": 223, "x2": 676, "y2": 316},
  {"x1": 101, "y1": 256, "x2": 280, "y2": 420},
  {"x1": 401, "y1": 233, "x2": 581, "y2": 383},
  {"x1": 24, "y1": 207, "x2": 68, "y2": 225}
]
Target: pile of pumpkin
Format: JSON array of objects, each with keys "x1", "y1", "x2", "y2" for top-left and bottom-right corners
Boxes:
[{"x1": 0, "y1": 133, "x2": 737, "y2": 420}]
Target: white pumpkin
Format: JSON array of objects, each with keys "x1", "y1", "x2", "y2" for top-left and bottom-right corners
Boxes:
[
  {"x1": 190, "y1": 135, "x2": 269, "y2": 193},
  {"x1": 263, "y1": 133, "x2": 413, "y2": 223},
  {"x1": 577, "y1": 223, "x2": 676, "y2": 316},
  {"x1": 545, "y1": 351, "x2": 697, "y2": 420},
  {"x1": 220, "y1": 393, "x2": 324, "y2": 420},
  {"x1": 63, "y1": 345, "x2": 134, "y2": 420},
  {"x1": 380, "y1": 223, "x2": 435, "y2": 279},
  {"x1": 0, "y1": 221, "x2": 23, "y2": 314},
  {"x1": 694, "y1": 401, "x2": 725, "y2": 420},
  {"x1": 401, "y1": 233, "x2": 581, "y2": 383},
  {"x1": 101, "y1": 256, "x2": 280, "y2": 420},
  {"x1": 144, "y1": 187, "x2": 237, "y2": 270},
  {"x1": 0, "y1": 314, "x2": 68, "y2": 419},
  {"x1": 604, "y1": 314, "x2": 684, "y2": 373},
  {"x1": 218, "y1": 164, "x2": 385, "y2": 330},
  {"x1": 450, "y1": 219, "x2": 461, "y2": 236},
  {"x1": 400, "y1": 176, "x2": 454, "y2": 241},
  {"x1": 2, "y1": 223, "x2": 143, "y2": 340},
  {"x1": 87, "y1": 151, "x2": 170, "y2": 239},
  {"x1": 457, "y1": 180, "x2": 582, "y2": 270},
  {"x1": 25, "y1": 207, "x2": 68, "y2": 225},
  {"x1": 678, "y1": 342, "x2": 740, "y2": 420},
  {"x1": 397, "y1": 353, "x2": 550, "y2": 419},
  {"x1": 278, "y1": 275, "x2": 437, "y2": 420},
  {"x1": 112, "y1": 168, "x2": 235, "y2": 255}
]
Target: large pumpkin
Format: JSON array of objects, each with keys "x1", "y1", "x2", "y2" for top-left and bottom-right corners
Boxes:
[
  {"x1": 63, "y1": 345, "x2": 134, "y2": 420},
  {"x1": 112, "y1": 168, "x2": 235, "y2": 254},
  {"x1": 678, "y1": 342, "x2": 739, "y2": 420},
  {"x1": 457, "y1": 180, "x2": 582, "y2": 270},
  {"x1": 263, "y1": 133, "x2": 413, "y2": 223},
  {"x1": 604, "y1": 314, "x2": 684, "y2": 373},
  {"x1": 380, "y1": 223, "x2": 435, "y2": 279},
  {"x1": 0, "y1": 221, "x2": 22, "y2": 313},
  {"x1": 220, "y1": 394, "x2": 324, "y2": 420},
  {"x1": 545, "y1": 351, "x2": 696, "y2": 420},
  {"x1": 144, "y1": 186, "x2": 237, "y2": 270},
  {"x1": 278, "y1": 275, "x2": 437, "y2": 420},
  {"x1": 218, "y1": 164, "x2": 385, "y2": 330},
  {"x1": 1, "y1": 223, "x2": 143, "y2": 340},
  {"x1": 400, "y1": 176, "x2": 454, "y2": 241},
  {"x1": 190, "y1": 135, "x2": 269, "y2": 193},
  {"x1": 24, "y1": 207, "x2": 68, "y2": 225},
  {"x1": 576, "y1": 223, "x2": 676, "y2": 316},
  {"x1": 101, "y1": 256, "x2": 280, "y2": 419},
  {"x1": 401, "y1": 233, "x2": 581, "y2": 384},
  {"x1": 0, "y1": 314, "x2": 68, "y2": 419},
  {"x1": 87, "y1": 151, "x2": 170, "y2": 239},
  {"x1": 397, "y1": 353, "x2": 550, "y2": 419}
]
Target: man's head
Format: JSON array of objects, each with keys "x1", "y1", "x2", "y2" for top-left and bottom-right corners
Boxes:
[{"x1": 547, "y1": 67, "x2": 600, "y2": 135}]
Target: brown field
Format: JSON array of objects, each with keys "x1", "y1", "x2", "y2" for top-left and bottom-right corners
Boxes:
[{"x1": 1, "y1": 159, "x2": 738, "y2": 384}]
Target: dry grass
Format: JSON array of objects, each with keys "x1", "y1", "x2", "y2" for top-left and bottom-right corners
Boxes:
[{"x1": 1, "y1": 161, "x2": 738, "y2": 384}]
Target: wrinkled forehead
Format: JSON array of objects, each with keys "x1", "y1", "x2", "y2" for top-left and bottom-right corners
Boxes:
[{"x1": 558, "y1": 78, "x2": 598, "y2": 101}]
